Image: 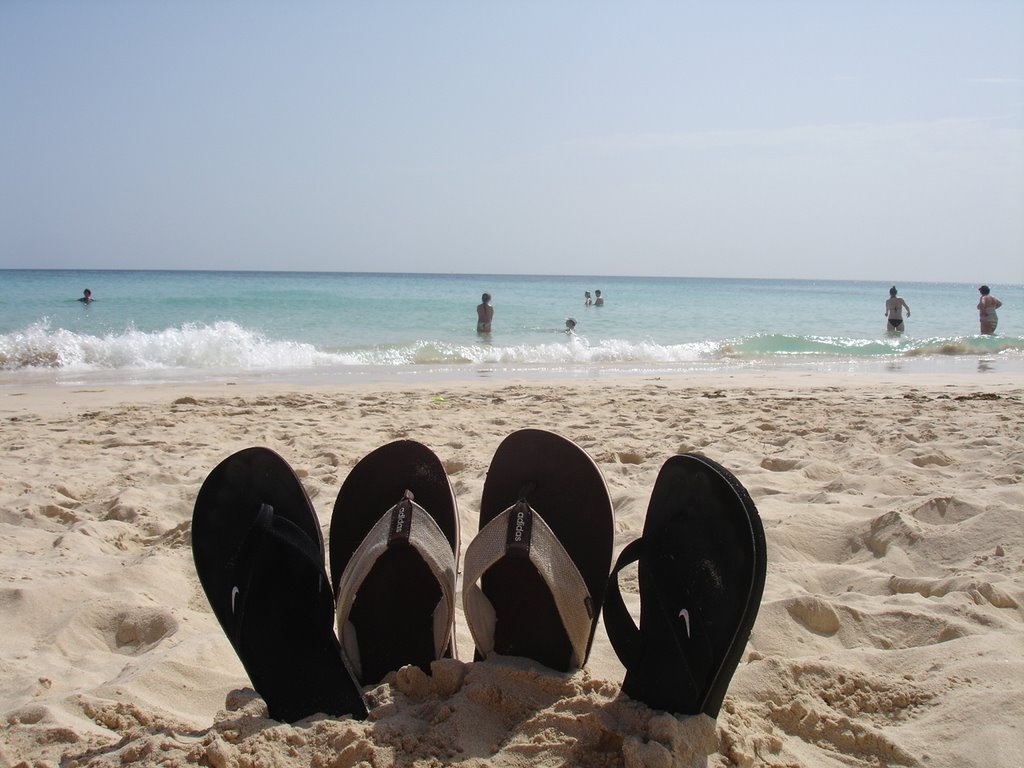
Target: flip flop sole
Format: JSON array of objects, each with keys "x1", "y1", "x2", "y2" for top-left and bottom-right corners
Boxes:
[
  {"x1": 477, "y1": 429, "x2": 613, "y2": 671},
  {"x1": 192, "y1": 447, "x2": 367, "y2": 721},
  {"x1": 329, "y1": 440, "x2": 459, "y2": 684}
]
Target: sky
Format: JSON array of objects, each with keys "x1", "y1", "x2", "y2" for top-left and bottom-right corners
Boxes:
[{"x1": 1, "y1": 2, "x2": 1022, "y2": 283}]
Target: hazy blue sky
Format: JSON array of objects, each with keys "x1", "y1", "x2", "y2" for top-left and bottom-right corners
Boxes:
[{"x1": 2, "y1": 2, "x2": 1022, "y2": 282}]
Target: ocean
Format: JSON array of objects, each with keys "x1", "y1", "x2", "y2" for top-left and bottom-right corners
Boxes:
[{"x1": 1, "y1": 270, "x2": 1021, "y2": 385}]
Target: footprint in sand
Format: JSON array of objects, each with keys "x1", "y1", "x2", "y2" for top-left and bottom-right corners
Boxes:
[
  {"x1": 41, "y1": 505, "x2": 80, "y2": 524},
  {"x1": 907, "y1": 496, "x2": 982, "y2": 525},
  {"x1": 6, "y1": 703, "x2": 49, "y2": 725},
  {"x1": 889, "y1": 575, "x2": 1019, "y2": 609},
  {"x1": 909, "y1": 453, "x2": 955, "y2": 468},
  {"x1": 614, "y1": 451, "x2": 645, "y2": 465},
  {"x1": 107, "y1": 607, "x2": 179, "y2": 654},
  {"x1": 105, "y1": 488, "x2": 158, "y2": 523},
  {"x1": 55, "y1": 485, "x2": 83, "y2": 502},
  {"x1": 785, "y1": 595, "x2": 841, "y2": 635},
  {"x1": 863, "y1": 511, "x2": 922, "y2": 557},
  {"x1": 316, "y1": 451, "x2": 344, "y2": 467},
  {"x1": 443, "y1": 459, "x2": 468, "y2": 475},
  {"x1": 760, "y1": 457, "x2": 802, "y2": 472},
  {"x1": 148, "y1": 519, "x2": 192, "y2": 549}
]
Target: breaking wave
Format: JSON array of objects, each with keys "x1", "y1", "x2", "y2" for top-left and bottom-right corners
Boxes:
[{"x1": 1, "y1": 321, "x2": 1021, "y2": 373}]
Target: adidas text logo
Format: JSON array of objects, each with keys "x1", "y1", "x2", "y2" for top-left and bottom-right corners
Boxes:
[{"x1": 514, "y1": 509, "x2": 527, "y2": 542}]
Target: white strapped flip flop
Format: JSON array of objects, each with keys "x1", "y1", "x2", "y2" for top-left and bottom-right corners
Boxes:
[
  {"x1": 462, "y1": 429, "x2": 613, "y2": 672},
  {"x1": 463, "y1": 498, "x2": 595, "y2": 670},
  {"x1": 330, "y1": 441, "x2": 460, "y2": 685}
]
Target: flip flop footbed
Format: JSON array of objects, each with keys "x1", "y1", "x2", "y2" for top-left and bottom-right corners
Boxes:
[
  {"x1": 192, "y1": 447, "x2": 367, "y2": 721},
  {"x1": 465, "y1": 429, "x2": 613, "y2": 672},
  {"x1": 330, "y1": 441, "x2": 459, "y2": 685}
]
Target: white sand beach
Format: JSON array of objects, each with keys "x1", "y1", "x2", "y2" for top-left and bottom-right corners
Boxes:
[{"x1": 0, "y1": 373, "x2": 1021, "y2": 767}]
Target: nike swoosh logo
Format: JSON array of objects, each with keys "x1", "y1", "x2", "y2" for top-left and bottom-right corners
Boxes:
[
  {"x1": 679, "y1": 608, "x2": 691, "y2": 638},
  {"x1": 231, "y1": 586, "x2": 240, "y2": 613}
]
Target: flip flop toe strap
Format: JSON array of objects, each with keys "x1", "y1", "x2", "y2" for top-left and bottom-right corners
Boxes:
[
  {"x1": 229, "y1": 503, "x2": 328, "y2": 645},
  {"x1": 335, "y1": 495, "x2": 457, "y2": 678},
  {"x1": 602, "y1": 538, "x2": 644, "y2": 671},
  {"x1": 604, "y1": 537, "x2": 708, "y2": 714},
  {"x1": 462, "y1": 501, "x2": 594, "y2": 670}
]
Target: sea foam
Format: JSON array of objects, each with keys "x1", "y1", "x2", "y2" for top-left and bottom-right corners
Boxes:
[
  {"x1": 0, "y1": 320, "x2": 342, "y2": 371},
  {"x1": 1, "y1": 320, "x2": 1021, "y2": 375}
]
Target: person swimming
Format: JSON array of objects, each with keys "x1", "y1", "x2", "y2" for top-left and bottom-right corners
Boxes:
[{"x1": 78, "y1": 289, "x2": 94, "y2": 304}]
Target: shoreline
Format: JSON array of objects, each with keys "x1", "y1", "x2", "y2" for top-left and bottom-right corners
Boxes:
[
  {"x1": 2, "y1": 368, "x2": 1023, "y2": 414},
  {"x1": 1, "y1": 347, "x2": 1022, "y2": 393}
]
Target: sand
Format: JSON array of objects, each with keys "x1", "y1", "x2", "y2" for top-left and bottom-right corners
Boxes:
[{"x1": 0, "y1": 372, "x2": 1021, "y2": 768}]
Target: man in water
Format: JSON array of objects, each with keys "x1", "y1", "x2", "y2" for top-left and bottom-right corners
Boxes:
[
  {"x1": 78, "y1": 289, "x2": 94, "y2": 304},
  {"x1": 884, "y1": 286, "x2": 909, "y2": 335},
  {"x1": 476, "y1": 293, "x2": 493, "y2": 334},
  {"x1": 594, "y1": 289, "x2": 604, "y2": 306},
  {"x1": 977, "y1": 285, "x2": 1002, "y2": 335}
]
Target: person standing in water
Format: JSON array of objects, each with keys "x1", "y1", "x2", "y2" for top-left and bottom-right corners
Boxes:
[
  {"x1": 584, "y1": 291, "x2": 592, "y2": 306},
  {"x1": 884, "y1": 286, "x2": 910, "y2": 335},
  {"x1": 78, "y1": 289, "x2": 95, "y2": 304},
  {"x1": 594, "y1": 289, "x2": 604, "y2": 306},
  {"x1": 476, "y1": 293, "x2": 493, "y2": 334},
  {"x1": 977, "y1": 285, "x2": 1002, "y2": 335}
]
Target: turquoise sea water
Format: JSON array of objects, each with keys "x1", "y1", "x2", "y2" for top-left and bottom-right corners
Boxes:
[{"x1": 0, "y1": 270, "x2": 1021, "y2": 384}]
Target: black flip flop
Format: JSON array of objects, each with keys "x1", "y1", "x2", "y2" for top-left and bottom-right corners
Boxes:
[
  {"x1": 192, "y1": 447, "x2": 368, "y2": 722},
  {"x1": 462, "y1": 429, "x2": 613, "y2": 672},
  {"x1": 603, "y1": 453, "x2": 767, "y2": 717},
  {"x1": 329, "y1": 441, "x2": 459, "y2": 686}
]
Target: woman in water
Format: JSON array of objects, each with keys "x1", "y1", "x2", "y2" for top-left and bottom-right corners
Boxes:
[
  {"x1": 476, "y1": 293, "x2": 493, "y2": 334},
  {"x1": 884, "y1": 286, "x2": 910, "y2": 335},
  {"x1": 977, "y1": 285, "x2": 1002, "y2": 335}
]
